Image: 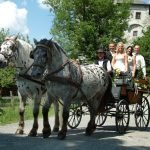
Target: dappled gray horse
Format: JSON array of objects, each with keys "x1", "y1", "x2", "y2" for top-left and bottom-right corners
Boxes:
[
  {"x1": 0, "y1": 36, "x2": 60, "y2": 136},
  {"x1": 31, "y1": 39, "x2": 112, "y2": 139}
]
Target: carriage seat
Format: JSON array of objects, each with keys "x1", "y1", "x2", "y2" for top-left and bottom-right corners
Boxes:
[{"x1": 112, "y1": 73, "x2": 133, "y2": 100}]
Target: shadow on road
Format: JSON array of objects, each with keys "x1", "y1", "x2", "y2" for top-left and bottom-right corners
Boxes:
[{"x1": 0, "y1": 126, "x2": 150, "y2": 150}]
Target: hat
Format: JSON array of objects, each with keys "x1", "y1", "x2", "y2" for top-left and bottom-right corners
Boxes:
[{"x1": 96, "y1": 48, "x2": 105, "y2": 53}]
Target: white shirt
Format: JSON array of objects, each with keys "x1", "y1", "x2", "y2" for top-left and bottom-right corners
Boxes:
[
  {"x1": 135, "y1": 54, "x2": 146, "y2": 76},
  {"x1": 98, "y1": 59, "x2": 112, "y2": 72}
]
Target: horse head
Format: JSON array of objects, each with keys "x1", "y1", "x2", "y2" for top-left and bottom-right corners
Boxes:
[
  {"x1": 0, "y1": 35, "x2": 18, "y2": 66},
  {"x1": 31, "y1": 38, "x2": 69, "y2": 80},
  {"x1": 31, "y1": 39, "x2": 51, "y2": 79}
]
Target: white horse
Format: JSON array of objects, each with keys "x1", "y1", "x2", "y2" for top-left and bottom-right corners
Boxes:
[
  {"x1": 0, "y1": 36, "x2": 60, "y2": 137},
  {"x1": 30, "y1": 39, "x2": 113, "y2": 139}
]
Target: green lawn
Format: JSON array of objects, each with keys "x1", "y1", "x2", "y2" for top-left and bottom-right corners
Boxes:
[{"x1": 0, "y1": 98, "x2": 54, "y2": 125}]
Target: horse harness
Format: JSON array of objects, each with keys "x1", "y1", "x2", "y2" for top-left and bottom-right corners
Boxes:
[
  {"x1": 35, "y1": 43, "x2": 88, "y2": 101},
  {"x1": 44, "y1": 60, "x2": 88, "y2": 100}
]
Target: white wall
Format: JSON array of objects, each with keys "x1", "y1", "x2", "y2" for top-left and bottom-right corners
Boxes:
[{"x1": 124, "y1": 4, "x2": 150, "y2": 44}]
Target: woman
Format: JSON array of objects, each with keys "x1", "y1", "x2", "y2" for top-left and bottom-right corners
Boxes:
[
  {"x1": 111, "y1": 42, "x2": 128, "y2": 74},
  {"x1": 126, "y1": 46, "x2": 136, "y2": 77}
]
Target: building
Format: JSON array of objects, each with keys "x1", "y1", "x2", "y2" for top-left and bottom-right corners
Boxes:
[
  {"x1": 124, "y1": 0, "x2": 150, "y2": 44},
  {"x1": 115, "y1": 0, "x2": 150, "y2": 44}
]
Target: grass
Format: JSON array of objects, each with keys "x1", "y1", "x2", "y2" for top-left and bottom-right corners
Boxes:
[{"x1": 0, "y1": 98, "x2": 54, "y2": 125}]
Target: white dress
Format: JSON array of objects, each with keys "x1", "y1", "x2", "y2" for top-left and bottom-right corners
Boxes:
[
  {"x1": 114, "y1": 55, "x2": 126, "y2": 72},
  {"x1": 128, "y1": 56, "x2": 133, "y2": 73}
]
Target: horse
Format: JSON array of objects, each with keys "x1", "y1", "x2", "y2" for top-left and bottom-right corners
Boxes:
[
  {"x1": 0, "y1": 36, "x2": 60, "y2": 137},
  {"x1": 30, "y1": 39, "x2": 112, "y2": 139}
]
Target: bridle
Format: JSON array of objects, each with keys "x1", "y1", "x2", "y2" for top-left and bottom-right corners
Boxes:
[{"x1": 32, "y1": 43, "x2": 71, "y2": 77}]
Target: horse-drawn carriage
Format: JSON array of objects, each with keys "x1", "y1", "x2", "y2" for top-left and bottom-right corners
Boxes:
[
  {"x1": 1, "y1": 37, "x2": 149, "y2": 139},
  {"x1": 68, "y1": 74, "x2": 150, "y2": 134}
]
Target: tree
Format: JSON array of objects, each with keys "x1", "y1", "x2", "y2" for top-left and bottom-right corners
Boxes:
[
  {"x1": 0, "y1": 66, "x2": 16, "y2": 88},
  {"x1": 44, "y1": 0, "x2": 131, "y2": 60},
  {"x1": 133, "y1": 26, "x2": 150, "y2": 77},
  {"x1": 0, "y1": 28, "x2": 9, "y2": 44}
]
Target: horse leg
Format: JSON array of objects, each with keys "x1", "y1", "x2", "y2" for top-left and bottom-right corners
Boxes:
[
  {"x1": 42, "y1": 96, "x2": 52, "y2": 138},
  {"x1": 28, "y1": 96, "x2": 41, "y2": 136},
  {"x1": 85, "y1": 104, "x2": 96, "y2": 136},
  {"x1": 15, "y1": 92, "x2": 26, "y2": 135},
  {"x1": 52, "y1": 99, "x2": 60, "y2": 132},
  {"x1": 58, "y1": 105, "x2": 69, "y2": 140}
]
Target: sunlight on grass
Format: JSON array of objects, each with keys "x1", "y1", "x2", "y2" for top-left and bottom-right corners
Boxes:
[{"x1": 0, "y1": 98, "x2": 54, "y2": 125}]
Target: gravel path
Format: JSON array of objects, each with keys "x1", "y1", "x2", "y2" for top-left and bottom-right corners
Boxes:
[
  {"x1": 0, "y1": 95, "x2": 150, "y2": 150},
  {"x1": 0, "y1": 112, "x2": 150, "y2": 150}
]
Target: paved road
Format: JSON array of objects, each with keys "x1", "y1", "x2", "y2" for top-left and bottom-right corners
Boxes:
[{"x1": 0, "y1": 110, "x2": 150, "y2": 150}]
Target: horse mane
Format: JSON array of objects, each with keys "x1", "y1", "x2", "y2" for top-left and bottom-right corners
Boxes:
[
  {"x1": 14, "y1": 39, "x2": 33, "y2": 61},
  {"x1": 16, "y1": 39, "x2": 33, "y2": 53},
  {"x1": 37, "y1": 39, "x2": 69, "y2": 58}
]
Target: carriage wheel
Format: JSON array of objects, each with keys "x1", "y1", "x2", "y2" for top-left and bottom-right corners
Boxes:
[
  {"x1": 115, "y1": 99, "x2": 130, "y2": 134},
  {"x1": 135, "y1": 96, "x2": 150, "y2": 130},
  {"x1": 67, "y1": 103, "x2": 82, "y2": 129},
  {"x1": 95, "y1": 111, "x2": 107, "y2": 127}
]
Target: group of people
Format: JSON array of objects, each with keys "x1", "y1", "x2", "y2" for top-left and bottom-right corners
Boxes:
[{"x1": 95, "y1": 42, "x2": 147, "y2": 80}]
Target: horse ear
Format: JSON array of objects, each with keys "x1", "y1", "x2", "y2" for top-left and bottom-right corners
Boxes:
[
  {"x1": 33, "y1": 38, "x2": 38, "y2": 45},
  {"x1": 5, "y1": 36, "x2": 10, "y2": 40},
  {"x1": 11, "y1": 35, "x2": 18, "y2": 41}
]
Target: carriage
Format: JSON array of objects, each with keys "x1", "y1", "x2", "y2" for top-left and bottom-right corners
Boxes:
[
  {"x1": 2, "y1": 37, "x2": 149, "y2": 139},
  {"x1": 68, "y1": 74, "x2": 150, "y2": 134}
]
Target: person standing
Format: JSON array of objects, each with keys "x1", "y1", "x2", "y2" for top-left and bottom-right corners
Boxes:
[
  {"x1": 126, "y1": 46, "x2": 136, "y2": 78},
  {"x1": 111, "y1": 42, "x2": 128, "y2": 73},
  {"x1": 106, "y1": 42, "x2": 116, "y2": 62},
  {"x1": 134, "y1": 45, "x2": 147, "y2": 80}
]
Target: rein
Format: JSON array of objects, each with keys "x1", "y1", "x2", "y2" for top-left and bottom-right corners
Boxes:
[
  {"x1": 16, "y1": 62, "x2": 46, "y2": 86},
  {"x1": 44, "y1": 60, "x2": 88, "y2": 100},
  {"x1": 34, "y1": 42, "x2": 88, "y2": 100},
  {"x1": 47, "y1": 60, "x2": 70, "y2": 76},
  {"x1": 17, "y1": 74, "x2": 45, "y2": 86}
]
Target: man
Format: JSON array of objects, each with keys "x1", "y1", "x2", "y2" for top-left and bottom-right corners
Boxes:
[
  {"x1": 95, "y1": 48, "x2": 112, "y2": 75},
  {"x1": 106, "y1": 42, "x2": 116, "y2": 62},
  {"x1": 134, "y1": 45, "x2": 147, "y2": 80}
]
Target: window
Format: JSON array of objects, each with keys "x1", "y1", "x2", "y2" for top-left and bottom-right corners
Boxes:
[
  {"x1": 135, "y1": 12, "x2": 141, "y2": 19},
  {"x1": 133, "y1": 31, "x2": 138, "y2": 37}
]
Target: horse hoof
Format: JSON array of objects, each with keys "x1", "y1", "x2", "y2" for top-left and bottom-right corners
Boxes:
[
  {"x1": 85, "y1": 128, "x2": 94, "y2": 136},
  {"x1": 28, "y1": 131, "x2": 37, "y2": 137},
  {"x1": 85, "y1": 131, "x2": 92, "y2": 136},
  {"x1": 58, "y1": 132, "x2": 66, "y2": 140},
  {"x1": 53, "y1": 127, "x2": 59, "y2": 132},
  {"x1": 15, "y1": 129, "x2": 24, "y2": 135},
  {"x1": 43, "y1": 133, "x2": 51, "y2": 139},
  {"x1": 42, "y1": 129, "x2": 51, "y2": 138}
]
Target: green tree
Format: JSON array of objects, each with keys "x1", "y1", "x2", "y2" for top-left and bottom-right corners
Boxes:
[
  {"x1": 133, "y1": 26, "x2": 150, "y2": 77},
  {"x1": 44, "y1": 0, "x2": 131, "y2": 60},
  {"x1": 0, "y1": 28, "x2": 16, "y2": 90},
  {"x1": 0, "y1": 28, "x2": 9, "y2": 44},
  {"x1": 0, "y1": 66, "x2": 16, "y2": 88}
]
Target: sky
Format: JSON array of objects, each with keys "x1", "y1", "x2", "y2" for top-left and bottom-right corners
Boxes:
[
  {"x1": 0, "y1": 0, "x2": 150, "y2": 42},
  {"x1": 0, "y1": 0, "x2": 54, "y2": 42}
]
